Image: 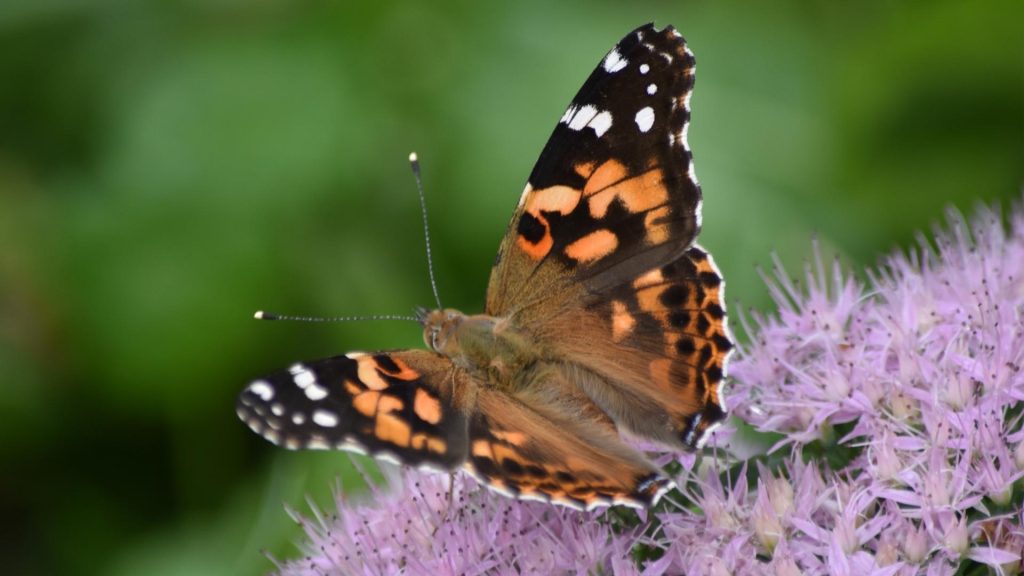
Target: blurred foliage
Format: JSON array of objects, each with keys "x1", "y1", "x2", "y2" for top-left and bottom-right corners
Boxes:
[{"x1": 0, "y1": 0, "x2": 1020, "y2": 574}]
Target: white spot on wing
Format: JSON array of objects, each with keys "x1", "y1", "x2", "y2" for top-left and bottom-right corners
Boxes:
[
  {"x1": 263, "y1": 429, "x2": 281, "y2": 445},
  {"x1": 639, "y1": 63, "x2": 650, "y2": 75},
  {"x1": 338, "y1": 440, "x2": 367, "y2": 455},
  {"x1": 306, "y1": 436, "x2": 331, "y2": 450},
  {"x1": 292, "y1": 413, "x2": 305, "y2": 425},
  {"x1": 305, "y1": 383, "x2": 328, "y2": 401},
  {"x1": 685, "y1": 414, "x2": 703, "y2": 445},
  {"x1": 247, "y1": 380, "x2": 274, "y2": 401},
  {"x1": 602, "y1": 48, "x2": 627, "y2": 73},
  {"x1": 647, "y1": 84, "x2": 657, "y2": 95},
  {"x1": 635, "y1": 106, "x2": 655, "y2": 133},
  {"x1": 313, "y1": 409, "x2": 339, "y2": 427},
  {"x1": 271, "y1": 403, "x2": 284, "y2": 416},
  {"x1": 567, "y1": 105, "x2": 598, "y2": 131},
  {"x1": 560, "y1": 104, "x2": 578, "y2": 124},
  {"x1": 517, "y1": 492, "x2": 549, "y2": 504},
  {"x1": 588, "y1": 111, "x2": 613, "y2": 137},
  {"x1": 294, "y1": 370, "x2": 315, "y2": 389},
  {"x1": 289, "y1": 366, "x2": 328, "y2": 400}
]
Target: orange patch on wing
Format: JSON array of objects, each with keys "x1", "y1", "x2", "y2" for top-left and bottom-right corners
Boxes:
[
  {"x1": 357, "y1": 358, "x2": 389, "y2": 391},
  {"x1": 526, "y1": 185, "x2": 580, "y2": 215},
  {"x1": 636, "y1": 285, "x2": 666, "y2": 313},
  {"x1": 516, "y1": 213, "x2": 553, "y2": 261},
  {"x1": 517, "y1": 484, "x2": 539, "y2": 496},
  {"x1": 633, "y1": 268, "x2": 665, "y2": 289},
  {"x1": 492, "y1": 443, "x2": 518, "y2": 467},
  {"x1": 375, "y1": 412, "x2": 411, "y2": 447},
  {"x1": 492, "y1": 430, "x2": 527, "y2": 446},
  {"x1": 588, "y1": 168, "x2": 667, "y2": 219},
  {"x1": 472, "y1": 439, "x2": 495, "y2": 459},
  {"x1": 413, "y1": 388, "x2": 442, "y2": 424},
  {"x1": 411, "y1": 433, "x2": 427, "y2": 450},
  {"x1": 427, "y1": 437, "x2": 446, "y2": 454},
  {"x1": 344, "y1": 379, "x2": 362, "y2": 396},
  {"x1": 611, "y1": 300, "x2": 635, "y2": 343},
  {"x1": 705, "y1": 372, "x2": 721, "y2": 402},
  {"x1": 565, "y1": 229, "x2": 618, "y2": 263},
  {"x1": 353, "y1": 391, "x2": 380, "y2": 417},
  {"x1": 377, "y1": 395, "x2": 403, "y2": 414},
  {"x1": 644, "y1": 205, "x2": 672, "y2": 245},
  {"x1": 574, "y1": 161, "x2": 598, "y2": 179},
  {"x1": 583, "y1": 159, "x2": 629, "y2": 196},
  {"x1": 376, "y1": 356, "x2": 419, "y2": 381},
  {"x1": 663, "y1": 332, "x2": 682, "y2": 357},
  {"x1": 412, "y1": 433, "x2": 447, "y2": 454}
]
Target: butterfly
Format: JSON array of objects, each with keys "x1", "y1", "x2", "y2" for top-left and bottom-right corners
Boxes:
[{"x1": 237, "y1": 23, "x2": 732, "y2": 510}]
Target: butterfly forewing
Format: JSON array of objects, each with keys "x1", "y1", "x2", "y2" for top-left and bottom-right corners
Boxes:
[
  {"x1": 487, "y1": 23, "x2": 703, "y2": 316},
  {"x1": 237, "y1": 350, "x2": 469, "y2": 470}
]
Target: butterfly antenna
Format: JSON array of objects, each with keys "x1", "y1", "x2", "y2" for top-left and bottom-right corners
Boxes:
[
  {"x1": 409, "y1": 152, "x2": 444, "y2": 311},
  {"x1": 254, "y1": 311, "x2": 419, "y2": 323}
]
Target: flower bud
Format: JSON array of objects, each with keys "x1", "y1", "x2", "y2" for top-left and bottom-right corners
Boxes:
[{"x1": 903, "y1": 524, "x2": 929, "y2": 564}]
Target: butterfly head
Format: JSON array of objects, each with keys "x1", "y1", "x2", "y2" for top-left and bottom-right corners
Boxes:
[{"x1": 419, "y1": 308, "x2": 466, "y2": 355}]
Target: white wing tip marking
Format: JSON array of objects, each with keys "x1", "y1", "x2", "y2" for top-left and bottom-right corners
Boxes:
[
  {"x1": 602, "y1": 48, "x2": 628, "y2": 73},
  {"x1": 246, "y1": 380, "x2": 274, "y2": 401},
  {"x1": 567, "y1": 104, "x2": 598, "y2": 131}
]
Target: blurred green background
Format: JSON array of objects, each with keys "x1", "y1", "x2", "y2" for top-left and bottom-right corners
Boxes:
[{"x1": 1, "y1": 0, "x2": 1020, "y2": 574}]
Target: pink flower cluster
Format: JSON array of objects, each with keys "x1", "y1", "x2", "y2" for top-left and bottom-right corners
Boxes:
[
  {"x1": 727, "y1": 202, "x2": 1024, "y2": 573},
  {"x1": 274, "y1": 200, "x2": 1024, "y2": 575},
  {"x1": 272, "y1": 467, "x2": 643, "y2": 575}
]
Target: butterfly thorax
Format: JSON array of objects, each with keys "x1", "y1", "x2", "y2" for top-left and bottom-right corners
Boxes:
[{"x1": 421, "y1": 308, "x2": 535, "y2": 388}]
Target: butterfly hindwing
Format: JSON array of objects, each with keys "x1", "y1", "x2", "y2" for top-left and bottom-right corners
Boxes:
[
  {"x1": 465, "y1": 363, "x2": 672, "y2": 510},
  {"x1": 237, "y1": 350, "x2": 469, "y2": 470},
  {"x1": 487, "y1": 23, "x2": 702, "y2": 315},
  {"x1": 545, "y1": 245, "x2": 732, "y2": 449}
]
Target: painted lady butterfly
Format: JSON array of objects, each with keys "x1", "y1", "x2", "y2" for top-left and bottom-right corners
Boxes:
[{"x1": 237, "y1": 23, "x2": 732, "y2": 510}]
